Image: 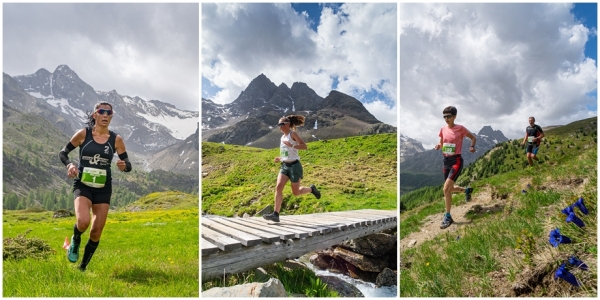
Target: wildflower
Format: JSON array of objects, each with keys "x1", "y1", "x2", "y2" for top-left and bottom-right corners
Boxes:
[
  {"x1": 426, "y1": 262, "x2": 430, "y2": 266},
  {"x1": 521, "y1": 189, "x2": 527, "y2": 194},
  {"x1": 561, "y1": 205, "x2": 574, "y2": 216},
  {"x1": 566, "y1": 212, "x2": 585, "y2": 228},
  {"x1": 554, "y1": 264, "x2": 580, "y2": 287},
  {"x1": 568, "y1": 256, "x2": 588, "y2": 271},
  {"x1": 548, "y1": 228, "x2": 571, "y2": 247},
  {"x1": 574, "y1": 197, "x2": 589, "y2": 215}
]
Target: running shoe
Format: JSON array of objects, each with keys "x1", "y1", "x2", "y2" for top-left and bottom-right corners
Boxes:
[
  {"x1": 440, "y1": 215, "x2": 454, "y2": 229},
  {"x1": 263, "y1": 212, "x2": 280, "y2": 222},
  {"x1": 465, "y1": 187, "x2": 473, "y2": 202},
  {"x1": 310, "y1": 184, "x2": 321, "y2": 199},
  {"x1": 67, "y1": 236, "x2": 80, "y2": 263}
]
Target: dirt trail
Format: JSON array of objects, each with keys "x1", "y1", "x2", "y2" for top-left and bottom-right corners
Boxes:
[{"x1": 400, "y1": 186, "x2": 504, "y2": 251}]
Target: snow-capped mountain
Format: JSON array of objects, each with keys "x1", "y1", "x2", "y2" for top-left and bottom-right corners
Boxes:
[
  {"x1": 400, "y1": 134, "x2": 426, "y2": 162},
  {"x1": 202, "y1": 74, "x2": 396, "y2": 148},
  {"x1": 6, "y1": 65, "x2": 198, "y2": 153}
]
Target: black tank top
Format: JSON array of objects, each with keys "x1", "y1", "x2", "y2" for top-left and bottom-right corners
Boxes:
[{"x1": 76, "y1": 128, "x2": 117, "y2": 185}]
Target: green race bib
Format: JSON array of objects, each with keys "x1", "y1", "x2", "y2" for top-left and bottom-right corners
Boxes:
[
  {"x1": 442, "y1": 143, "x2": 456, "y2": 155},
  {"x1": 280, "y1": 146, "x2": 289, "y2": 161},
  {"x1": 81, "y1": 167, "x2": 107, "y2": 188},
  {"x1": 528, "y1": 136, "x2": 534, "y2": 143}
]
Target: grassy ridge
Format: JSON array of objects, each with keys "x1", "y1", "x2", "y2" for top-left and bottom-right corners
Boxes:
[
  {"x1": 400, "y1": 117, "x2": 597, "y2": 296},
  {"x1": 202, "y1": 133, "x2": 397, "y2": 216},
  {"x1": 3, "y1": 192, "x2": 199, "y2": 297}
]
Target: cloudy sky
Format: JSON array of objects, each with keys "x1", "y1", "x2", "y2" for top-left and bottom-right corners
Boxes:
[
  {"x1": 202, "y1": 3, "x2": 397, "y2": 126},
  {"x1": 400, "y1": 3, "x2": 597, "y2": 148},
  {"x1": 3, "y1": 3, "x2": 199, "y2": 111}
]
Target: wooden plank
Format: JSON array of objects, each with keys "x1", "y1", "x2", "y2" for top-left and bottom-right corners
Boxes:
[
  {"x1": 225, "y1": 218, "x2": 297, "y2": 240},
  {"x1": 207, "y1": 217, "x2": 280, "y2": 243},
  {"x1": 202, "y1": 218, "x2": 263, "y2": 247},
  {"x1": 240, "y1": 217, "x2": 310, "y2": 239},
  {"x1": 201, "y1": 238, "x2": 220, "y2": 256},
  {"x1": 285, "y1": 216, "x2": 346, "y2": 231},
  {"x1": 307, "y1": 213, "x2": 365, "y2": 227},
  {"x1": 351, "y1": 209, "x2": 397, "y2": 221},
  {"x1": 283, "y1": 216, "x2": 337, "y2": 233},
  {"x1": 201, "y1": 226, "x2": 243, "y2": 252},
  {"x1": 328, "y1": 211, "x2": 389, "y2": 224},
  {"x1": 295, "y1": 214, "x2": 358, "y2": 229},
  {"x1": 269, "y1": 217, "x2": 332, "y2": 234}
]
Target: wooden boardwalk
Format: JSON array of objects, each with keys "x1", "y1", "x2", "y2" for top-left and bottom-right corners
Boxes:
[{"x1": 201, "y1": 209, "x2": 397, "y2": 281}]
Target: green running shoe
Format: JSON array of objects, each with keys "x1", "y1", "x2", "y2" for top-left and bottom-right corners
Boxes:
[{"x1": 67, "y1": 236, "x2": 80, "y2": 263}]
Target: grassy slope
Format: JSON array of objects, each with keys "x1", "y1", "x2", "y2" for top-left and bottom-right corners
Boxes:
[
  {"x1": 3, "y1": 192, "x2": 199, "y2": 297},
  {"x1": 400, "y1": 117, "x2": 597, "y2": 296},
  {"x1": 202, "y1": 133, "x2": 397, "y2": 216}
]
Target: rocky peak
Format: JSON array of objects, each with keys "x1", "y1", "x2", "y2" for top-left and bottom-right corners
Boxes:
[
  {"x1": 477, "y1": 125, "x2": 507, "y2": 142},
  {"x1": 322, "y1": 90, "x2": 379, "y2": 124}
]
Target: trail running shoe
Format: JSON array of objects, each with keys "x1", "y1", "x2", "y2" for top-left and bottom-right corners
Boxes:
[
  {"x1": 465, "y1": 187, "x2": 473, "y2": 202},
  {"x1": 67, "y1": 236, "x2": 80, "y2": 263},
  {"x1": 310, "y1": 184, "x2": 321, "y2": 199},
  {"x1": 440, "y1": 215, "x2": 454, "y2": 229},
  {"x1": 263, "y1": 212, "x2": 280, "y2": 222}
]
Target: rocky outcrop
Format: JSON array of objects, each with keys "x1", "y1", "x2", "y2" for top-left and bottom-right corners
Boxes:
[
  {"x1": 310, "y1": 231, "x2": 397, "y2": 285},
  {"x1": 201, "y1": 278, "x2": 287, "y2": 297},
  {"x1": 318, "y1": 276, "x2": 364, "y2": 297},
  {"x1": 52, "y1": 209, "x2": 74, "y2": 218},
  {"x1": 376, "y1": 268, "x2": 397, "y2": 287}
]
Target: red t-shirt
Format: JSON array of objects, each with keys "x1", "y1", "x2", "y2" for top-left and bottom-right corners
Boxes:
[{"x1": 439, "y1": 124, "x2": 471, "y2": 156}]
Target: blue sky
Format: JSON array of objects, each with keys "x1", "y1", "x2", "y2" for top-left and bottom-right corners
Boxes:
[
  {"x1": 573, "y1": 3, "x2": 597, "y2": 63},
  {"x1": 202, "y1": 3, "x2": 397, "y2": 126}
]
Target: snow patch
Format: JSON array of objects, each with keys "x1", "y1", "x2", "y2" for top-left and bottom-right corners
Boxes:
[
  {"x1": 135, "y1": 111, "x2": 198, "y2": 140},
  {"x1": 180, "y1": 150, "x2": 185, "y2": 156}
]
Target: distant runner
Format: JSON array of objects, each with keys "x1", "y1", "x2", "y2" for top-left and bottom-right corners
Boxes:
[
  {"x1": 521, "y1": 116, "x2": 544, "y2": 167},
  {"x1": 263, "y1": 115, "x2": 321, "y2": 222},
  {"x1": 58, "y1": 102, "x2": 132, "y2": 271},
  {"x1": 434, "y1": 106, "x2": 476, "y2": 229}
]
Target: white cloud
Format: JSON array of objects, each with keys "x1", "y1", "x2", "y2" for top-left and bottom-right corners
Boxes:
[
  {"x1": 400, "y1": 3, "x2": 597, "y2": 148},
  {"x1": 202, "y1": 3, "x2": 397, "y2": 126},
  {"x1": 4, "y1": 3, "x2": 199, "y2": 111}
]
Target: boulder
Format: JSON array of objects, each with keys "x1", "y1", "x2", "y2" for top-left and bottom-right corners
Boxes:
[
  {"x1": 318, "y1": 275, "x2": 364, "y2": 297},
  {"x1": 376, "y1": 268, "x2": 397, "y2": 287},
  {"x1": 341, "y1": 233, "x2": 396, "y2": 257},
  {"x1": 52, "y1": 209, "x2": 73, "y2": 218},
  {"x1": 202, "y1": 278, "x2": 287, "y2": 297},
  {"x1": 333, "y1": 247, "x2": 388, "y2": 273},
  {"x1": 309, "y1": 253, "x2": 332, "y2": 270}
]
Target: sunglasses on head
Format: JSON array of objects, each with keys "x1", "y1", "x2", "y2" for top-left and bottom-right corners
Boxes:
[
  {"x1": 443, "y1": 114, "x2": 454, "y2": 119},
  {"x1": 96, "y1": 108, "x2": 113, "y2": 116}
]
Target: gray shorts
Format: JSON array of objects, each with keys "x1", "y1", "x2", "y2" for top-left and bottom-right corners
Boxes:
[{"x1": 280, "y1": 160, "x2": 303, "y2": 183}]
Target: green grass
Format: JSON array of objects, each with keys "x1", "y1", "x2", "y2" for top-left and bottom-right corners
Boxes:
[
  {"x1": 400, "y1": 117, "x2": 597, "y2": 297},
  {"x1": 202, "y1": 263, "x2": 339, "y2": 297},
  {"x1": 202, "y1": 133, "x2": 397, "y2": 217},
  {"x1": 3, "y1": 207, "x2": 199, "y2": 297}
]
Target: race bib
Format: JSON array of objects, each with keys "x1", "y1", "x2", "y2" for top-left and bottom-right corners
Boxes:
[
  {"x1": 442, "y1": 143, "x2": 456, "y2": 155},
  {"x1": 280, "y1": 146, "x2": 289, "y2": 161},
  {"x1": 528, "y1": 136, "x2": 535, "y2": 143},
  {"x1": 81, "y1": 167, "x2": 107, "y2": 188}
]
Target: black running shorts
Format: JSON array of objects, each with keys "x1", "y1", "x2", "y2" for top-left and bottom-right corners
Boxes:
[
  {"x1": 443, "y1": 155, "x2": 463, "y2": 182},
  {"x1": 73, "y1": 180, "x2": 112, "y2": 205}
]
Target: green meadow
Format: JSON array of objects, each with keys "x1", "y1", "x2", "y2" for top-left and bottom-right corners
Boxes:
[
  {"x1": 400, "y1": 118, "x2": 597, "y2": 296},
  {"x1": 3, "y1": 192, "x2": 199, "y2": 297},
  {"x1": 202, "y1": 133, "x2": 397, "y2": 217}
]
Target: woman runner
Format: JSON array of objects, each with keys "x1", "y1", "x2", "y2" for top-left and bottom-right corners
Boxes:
[
  {"x1": 58, "y1": 102, "x2": 132, "y2": 271},
  {"x1": 263, "y1": 115, "x2": 320, "y2": 222}
]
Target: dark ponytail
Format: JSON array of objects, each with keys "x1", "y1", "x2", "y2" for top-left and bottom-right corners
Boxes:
[
  {"x1": 283, "y1": 115, "x2": 305, "y2": 130},
  {"x1": 86, "y1": 102, "x2": 113, "y2": 129}
]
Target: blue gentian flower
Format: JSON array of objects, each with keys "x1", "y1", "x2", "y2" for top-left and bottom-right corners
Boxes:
[
  {"x1": 561, "y1": 205, "x2": 574, "y2": 216},
  {"x1": 574, "y1": 197, "x2": 589, "y2": 215},
  {"x1": 549, "y1": 228, "x2": 572, "y2": 247},
  {"x1": 568, "y1": 256, "x2": 588, "y2": 270},
  {"x1": 566, "y1": 212, "x2": 585, "y2": 228},
  {"x1": 521, "y1": 189, "x2": 527, "y2": 194},
  {"x1": 554, "y1": 264, "x2": 580, "y2": 287}
]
